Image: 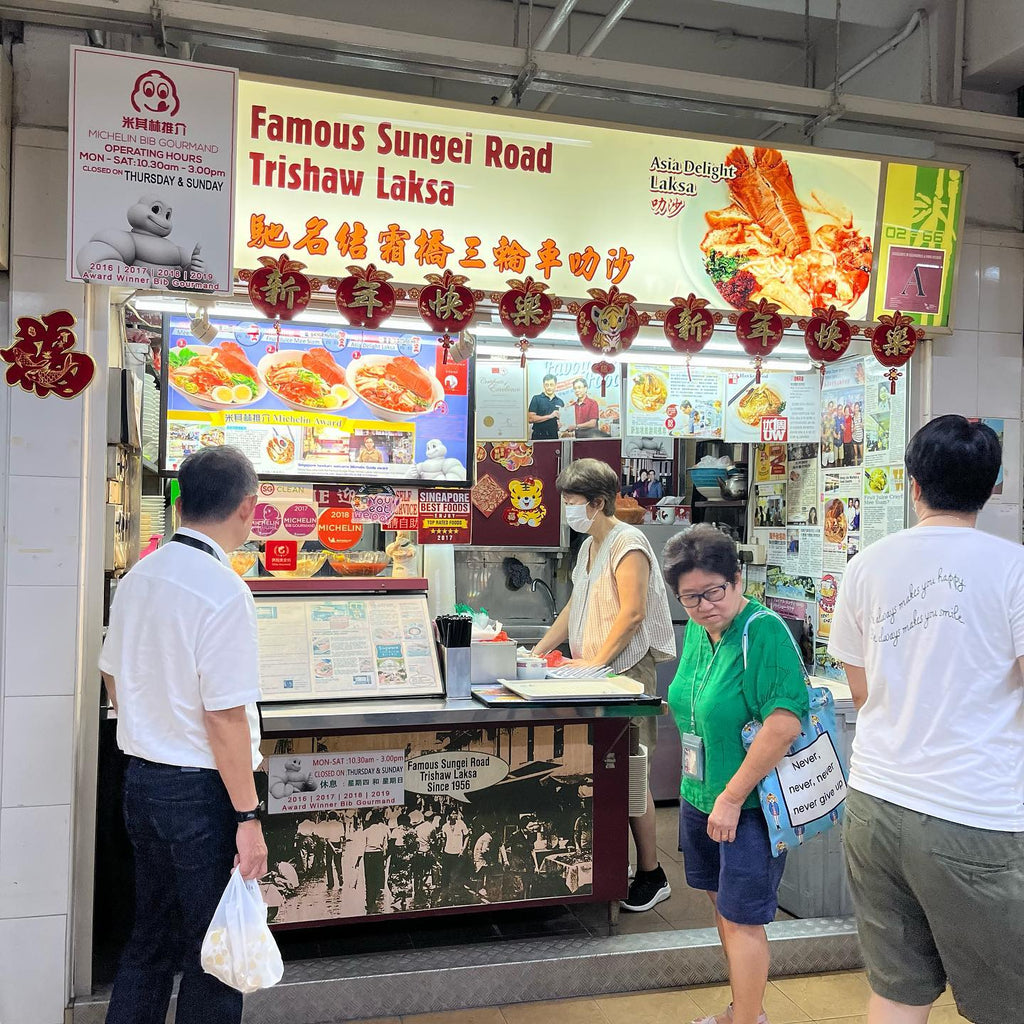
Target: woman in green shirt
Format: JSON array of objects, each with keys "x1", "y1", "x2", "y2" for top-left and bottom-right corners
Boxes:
[{"x1": 663, "y1": 525, "x2": 808, "y2": 1024}]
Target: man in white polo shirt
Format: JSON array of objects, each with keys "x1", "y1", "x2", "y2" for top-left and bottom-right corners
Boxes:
[{"x1": 100, "y1": 446, "x2": 267, "y2": 1024}]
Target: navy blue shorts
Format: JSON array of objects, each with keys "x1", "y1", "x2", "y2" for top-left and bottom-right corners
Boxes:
[{"x1": 678, "y1": 799, "x2": 787, "y2": 926}]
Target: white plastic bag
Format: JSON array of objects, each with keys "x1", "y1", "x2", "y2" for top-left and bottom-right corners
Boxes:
[{"x1": 201, "y1": 868, "x2": 284, "y2": 993}]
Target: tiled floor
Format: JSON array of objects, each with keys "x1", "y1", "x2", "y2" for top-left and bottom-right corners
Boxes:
[{"x1": 356, "y1": 972, "x2": 968, "y2": 1024}]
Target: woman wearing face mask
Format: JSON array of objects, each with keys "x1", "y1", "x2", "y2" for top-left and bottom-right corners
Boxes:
[
  {"x1": 533, "y1": 458, "x2": 676, "y2": 913},
  {"x1": 662, "y1": 524, "x2": 808, "y2": 1024}
]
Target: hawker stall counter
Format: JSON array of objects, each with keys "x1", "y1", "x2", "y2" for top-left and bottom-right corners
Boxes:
[{"x1": 249, "y1": 580, "x2": 655, "y2": 930}]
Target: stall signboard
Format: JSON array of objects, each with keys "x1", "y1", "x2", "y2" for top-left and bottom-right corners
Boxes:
[
  {"x1": 725, "y1": 371, "x2": 820, "y2": 444},
  {"x1": 475, "y1": 360, "x2": 528, "y2": 441},
  {"x1": 624, "y1": 364, "x2": 725, "y2": 438},
  {"x1": 254, "y1": 592, "x2": 443, "y2": 700},
  {"x1": 162, "y1": 315, "x2": 473, "y2": 485},
  {"x1": 257, "y1": 724, "x2": 594, "y2": 924},
  {"x1": 235, "y1": 77, "x2": 964, "y2": 327},
  {"x1": 418, "y1": 488, "x2": 472, "y2": 544},
  {"x1": 68, "y1": 47, "x2": 237, "y2": 293},
  {"x1": 874, "y1": 164, "x2": 965, "y2": 328},
  {"x1": 526, "y1": 359, "x2": 620, "y2": 441}
]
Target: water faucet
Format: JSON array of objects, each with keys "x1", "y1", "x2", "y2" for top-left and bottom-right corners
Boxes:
[{"x1": 531, "y1": 578, "x2": 556, "y2": 618}]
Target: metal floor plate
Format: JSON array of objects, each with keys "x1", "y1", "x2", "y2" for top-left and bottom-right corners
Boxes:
[{"x1": 74, "y1": 919, "x2": 861, "y2": 1024}]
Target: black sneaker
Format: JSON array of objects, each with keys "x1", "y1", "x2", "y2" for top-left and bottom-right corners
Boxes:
[{"x1": 620, "y1": 865, "x2": 671, "y2": 912}]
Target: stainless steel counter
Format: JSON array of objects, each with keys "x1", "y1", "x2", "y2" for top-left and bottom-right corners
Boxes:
[{"x1": 259, "y1": 696, "x2": 665, "y2": 735}]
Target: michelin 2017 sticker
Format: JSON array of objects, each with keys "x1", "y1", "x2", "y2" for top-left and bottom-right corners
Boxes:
[{"x1": 68, "y1": 47, "x2": 237, "y2": 294}]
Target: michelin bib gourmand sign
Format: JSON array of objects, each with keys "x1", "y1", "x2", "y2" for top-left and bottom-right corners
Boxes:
[{"x1": 67, "y1": 47, "x2": 237, "y2": 294}]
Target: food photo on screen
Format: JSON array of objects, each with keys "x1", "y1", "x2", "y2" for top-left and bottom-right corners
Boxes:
[{"x1": 161, "y1": 316, "x2": 472, "y2": 484}]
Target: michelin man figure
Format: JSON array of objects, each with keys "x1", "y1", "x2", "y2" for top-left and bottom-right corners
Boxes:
[
  {"x1": 76, "y1": 195, "x2": 204, "y2": 282},
  {"x1": 415, "y1": 439, "x2": 466, "y2": 480}
]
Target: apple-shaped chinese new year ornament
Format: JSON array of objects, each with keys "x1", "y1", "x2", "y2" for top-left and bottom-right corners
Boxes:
[
  {"x1": 417, "y1": 270, "x2": 477, "y2": 362},
  {"x1": 496, "y1": 277, "x2": 554, "y2": 367},
  {"x1": 734, "y1": 298, "x2": 790, "y2": 382},
  {"x1": 802, "y1": 305, "x2": 854, "y2": 375},
  {"x1": 576, "y1": 286, "x2": 640, "y2": 356},
  {"x1": 663, "y1": 294, "x2": 721, "y2": 379},
  {"x1": 243, "y1": 254, "x2": 313, "y2": 345},
  {"x1": 870, "y1": 312, "x2": 923, "y2": 394},
  {"x1": 332, "y1": 264, "x2": 397, "y2": 329}
]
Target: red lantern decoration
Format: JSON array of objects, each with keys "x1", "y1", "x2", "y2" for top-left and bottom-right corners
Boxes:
[
  {"x1": 802, "y1": 305, "x2": 854, "y2": 372},
  {"x1": 870, "y1": 312, "x2": 923, "y2": 394},
  {"x1": 496, "y1": 277, "x2": 555, "y2": 367},
  {"x1": 662, "y1": 293, "x2": 722, "y2": 380},
  {"x1": 245, "y1": 255, "x2": 312, "y2": 336},
  {"x1": 575, "y1": 286, "x2": 640, "y2": 355},
  {"x1": 592, "y1": 360, "x2": 616, "y2": 398},
  {"x1": 332, "y1": 264, "x2": 397, "y2": 329},
  {"x1": 417, "y1": 270, "x2": 476, "y2": 362},
  {"x1": 734, "y1": 298, "x2": 791, "y2": 382}
]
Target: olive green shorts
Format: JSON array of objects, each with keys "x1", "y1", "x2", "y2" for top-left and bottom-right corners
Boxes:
[
  {"x1": 843, "y1": 788, "x2": 1024, "y2": 1024},
  {"x1": 622, "y1": 651, "x2": 659, "y2": 761}
]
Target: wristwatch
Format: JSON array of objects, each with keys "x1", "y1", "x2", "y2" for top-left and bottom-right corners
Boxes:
[{"x1": 235, "y1": 801, "x2": 265, "y2": 824}]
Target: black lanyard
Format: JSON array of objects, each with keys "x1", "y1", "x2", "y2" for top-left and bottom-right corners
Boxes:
[{"x1": 169, "y1": 533, "x2": 220, "y2": 561}]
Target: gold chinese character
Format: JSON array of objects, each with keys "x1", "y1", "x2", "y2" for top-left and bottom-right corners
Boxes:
[
  {"x1": 512, "y1": 292, "x2": 544, "y2": 327},
  {"x1": 351, "y1": 279, "x2": 383, "y2": 316},
  {"x1": 261, "y1": 269, "x2": 300, "y2": 310},
  {"x1": 814, "y1": 321, "x2": 844, "y2": 352},
  {"x1": 429, "y1": 285, "x2": 467, "y2": 322},
  {"x1": 883, "y1": 325, "x2": 912, "y2": 357},
  {"x1": 748, "y1": 311, "x2": 777, "y2": 347},
  {"x1": 674, "y1": 308, "x2": 702, "y2": 342}
]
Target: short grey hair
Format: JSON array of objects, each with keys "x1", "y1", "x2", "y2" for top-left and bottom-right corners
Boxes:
[
  {"x1": 178, "y1": 446, "x2": 258, "y2": 524},
  {"x1": 555, "y1": 458, "x2": 618, "y2": 516}
]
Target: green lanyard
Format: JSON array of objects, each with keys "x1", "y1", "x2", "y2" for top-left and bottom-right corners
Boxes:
[{"x1": 688, "y1": 630, "x2": 721, "y2": 734}]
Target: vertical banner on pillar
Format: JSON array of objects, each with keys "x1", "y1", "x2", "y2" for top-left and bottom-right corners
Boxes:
[{"x1": 67, "y1": 46, "x2": 237, "y2": 294}]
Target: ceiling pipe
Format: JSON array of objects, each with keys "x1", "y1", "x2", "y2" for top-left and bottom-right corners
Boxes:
[
  {"x1": 535, "y1": 0, "x2": 634, "y2": 113},
  {"x1": 494, "y1": 0, "x2": 579, "y2": 107},
  {"x1": 759, "y1": 7, "x2": 926, "y2": 140},
  {"x1": 952, "y1": 0, "x2": 965, "y2": 107}
]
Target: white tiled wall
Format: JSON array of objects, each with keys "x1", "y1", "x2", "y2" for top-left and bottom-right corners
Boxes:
[
  {"x1": 933, "y1": 231, "x2": 1024, "y2": 543},
  {"x1": 0, "y1": 44, "x2": 86, "y2": 1014}
]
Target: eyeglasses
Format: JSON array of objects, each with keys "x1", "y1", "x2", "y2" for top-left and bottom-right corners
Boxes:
[{"x1": 676, "y1": 583, "x2": 730, "y2": 609}]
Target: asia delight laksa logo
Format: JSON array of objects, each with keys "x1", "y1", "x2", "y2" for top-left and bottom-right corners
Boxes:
[{"x1": 130, "y1": 69, "x2": 181, "y2": 117}]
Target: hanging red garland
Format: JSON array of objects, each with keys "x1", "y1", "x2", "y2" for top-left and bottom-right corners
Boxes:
[
  {"x1": 662, "y1": 293, "x2": 722, "y2": 380},
  {"x1": 591, "y1": 360, "x2": 616, "y2": 397},
  {"x1": 243, "y1": 255, "x2": 312, "y2": 339},
  {"x1": 732, "y1": 298, "x2": 791, "y2": 382},
  {"x1": 416, "y1": 270, "x2": 477, "y2": 363},
  {"x1": 331, "y1": 264, "x2": 398, "y2": 329},
  {"x1": 574, "y1": 286, "x2": 640, "y2": 355},
  {"x1": 495, "y1": 277, "x2": 555, "y2": 367},
  {"x1": 801, "y1": 305, "x2": 854, "y2": 374},
  {"x1": 870, "y1": 312, "x2": 924, "y2": 394}
]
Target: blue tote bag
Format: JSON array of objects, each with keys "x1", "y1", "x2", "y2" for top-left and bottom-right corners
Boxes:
[{"x1": 740, "y1": 610, "x2": 848, "y2": 857}]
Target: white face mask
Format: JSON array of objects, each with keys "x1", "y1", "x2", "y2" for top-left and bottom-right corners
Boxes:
[{"x1": 564, "y1": 502, "x2": 596, "y2": 534}]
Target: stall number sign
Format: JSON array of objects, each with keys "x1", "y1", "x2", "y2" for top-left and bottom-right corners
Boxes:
[
  {"x1": 267, "y1": 750, "x2": 406, "y2": 814},
  {"x1": 264, "y1": 539, "x2": 297, "y2": 572},
  {"x1": 776, "y1": 733, "x2": 846, "y2": 827},
  {"x1": 761, "y1": 417, "x2": 789, "y2": 442}
]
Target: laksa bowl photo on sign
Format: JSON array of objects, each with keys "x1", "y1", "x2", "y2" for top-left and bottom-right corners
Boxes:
[{"x1": 678, "y1": 146, "x2": 879, "y2": 318}]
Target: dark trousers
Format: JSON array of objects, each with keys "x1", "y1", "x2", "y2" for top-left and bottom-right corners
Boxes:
[
  {"x1": 363, "y1": 850, "x2": 386, "y2": 910},
  {"x1": 105, "y1": 758, "x2": 242, "y2": 1024}
]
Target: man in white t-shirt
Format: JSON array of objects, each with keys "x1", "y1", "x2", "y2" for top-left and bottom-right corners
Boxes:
[
  {"x1": 439, "y1": 810, "x2": 471, "y2": 892},
  {"x1": 829, "y1": 416, "x2": 1024, "y2": 1024},
  {"x1": 100, "y1": 446, "x2": 266, "y2": 1024}
]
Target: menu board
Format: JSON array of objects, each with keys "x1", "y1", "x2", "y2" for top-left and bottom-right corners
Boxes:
[
  {"x1": 254, "y1": 593, "x2": 443, "y2": 701},
  {"x1": 162, "y1": 316, "x2": 473, "y2": 485},
  {"x1": 725, "y1": 370, "x2": 820, "y2": 443},
  {"x1": 624, "y1": 364, "x2": 725, "y2": 438}
]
